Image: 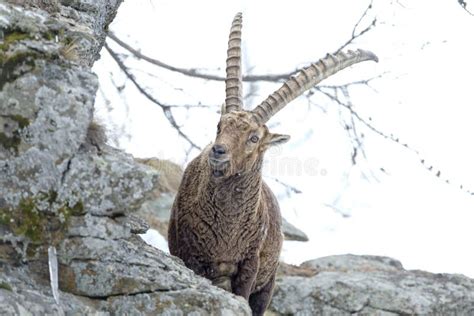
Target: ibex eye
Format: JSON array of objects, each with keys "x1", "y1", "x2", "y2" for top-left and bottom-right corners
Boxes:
[
  {"x1": 217, "y1": 124, "x2": 221, "y2": 134},
  {"x1": 250, "y1": 135, "x2": 259, "y2": 143}
]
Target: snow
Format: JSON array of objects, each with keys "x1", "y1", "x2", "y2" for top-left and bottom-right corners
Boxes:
[
  {"x1": 94, "y1": 0, "x2": 474, "y2": 278},
  {"x1": 139, "y1": 229, "x2": 169, "y2": 253}
]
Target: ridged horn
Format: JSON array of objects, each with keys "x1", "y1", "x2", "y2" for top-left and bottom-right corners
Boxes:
[
  {"x1": 251, "y1": 49, "x2": 378, "y2": 123},
  {"x1": 224, "y1": 12, "x2": 243, "y2": 113}
]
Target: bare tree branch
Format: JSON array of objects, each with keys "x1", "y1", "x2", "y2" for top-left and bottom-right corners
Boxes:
[
  {"x1": 318, "y1": 85, "x2": 474, "y2": 196},
  {"x1": 318, "y1": 87, "x2": 414, "y2": 152},
  {"x1": 104, "y1": 43, "x2": 202, "y2": 150},
  {"x1": 458, "y1": 0, "x2": 474, "y2": 16},
  {"x1": 108, "y1": 32, "x2": 298, "y2": 83},
  {"x1": 335, "y1": 0, "x2": 376, "y2": 54}
]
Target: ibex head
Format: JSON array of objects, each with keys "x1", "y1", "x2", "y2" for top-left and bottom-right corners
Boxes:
[{"x1": 209, "y1": 13, "x2": 378, "y2": 179}]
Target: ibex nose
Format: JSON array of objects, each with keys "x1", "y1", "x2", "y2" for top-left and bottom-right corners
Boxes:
[{"x1": 212, "y1": 144, "x2": 227, "y2": 156}]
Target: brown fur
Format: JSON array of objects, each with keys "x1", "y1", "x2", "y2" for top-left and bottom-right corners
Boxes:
[{"x1": 169, "y1": 111, "x2": 288, "y2": 315}]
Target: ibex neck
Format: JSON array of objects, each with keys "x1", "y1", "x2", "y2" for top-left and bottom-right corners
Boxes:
[{"x1": 203, "y1": 166, "x2": 263, "y2": 216}]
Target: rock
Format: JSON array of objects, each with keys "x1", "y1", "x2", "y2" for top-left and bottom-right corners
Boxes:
[
  {"x1": 1, "y1": 240, "x2": 251, "y2": 316},
  {"x1": 270, "y1": 254, "x2": 474, "y2": 315},
  {"x1": 136, "y1": 158, "x2": 183, "y2": 238},
  {"x1": 0, "y1": 0, "x2": 123, "y2": 211},
  {"x1": 59, "y1": 228, "x2": 250, "y2": 314},
  {"x1": 281, "y1": 218, "x2": 309, "y2": 242},
  {"x1": 302, "y1": 254, "x2": 403, "y2": 272},
  {"x1": 104, "y1": 284, "x2": 251, "y2": 315},
  {"x1": 277, "y1": 262, "x2": 318, "y2": 278},
  {"x1": 0, "y1": 264, "x2": 98, "y2": 315},
  {"x1": 136, "y1": 158, "x2": 184, "y2": 194},
  {"x1": 116, "y1": 213, "x2": 150, "y2": 234},
  {"x1": 60, "y1": 148, "x2": 159, "y2": 216},
  {"x1": 0, "y1": 0, "x2": 153, "y2": 260}
]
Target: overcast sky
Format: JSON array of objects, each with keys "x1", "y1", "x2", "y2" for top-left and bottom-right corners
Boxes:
[{"x1": 93, "y1": 0, "x2": 474, "y2": 277}]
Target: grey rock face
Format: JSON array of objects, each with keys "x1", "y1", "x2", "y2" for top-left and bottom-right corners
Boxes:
[
  {"x1": 1, "y1": 242, "x2": 252, "y2": 316},
  {"x1": 135, "y1": 158, "x2": 184, "y2": 238},
  {"x1": 104, "y1": 284, "x2": 251, "y2": 316},
  {"x1": 302, "y1": 254, "x2": 403, "y2": 272},
  {"x1": 0, "y1": 0, "x2": 126, "y2": 210},
  {"x1": 270, "y1": 254, "x2": 474, "y2": 315},
  {"x1": 0, "y1": 264, "x2": 99, "y2": 315},
  {"x1": 60, "y1": 148, "x2": 159, "y2": 216},
  {"x1": 58, "y1": 222, "x2": 250, "y2": 314},
  {"x1": 0, "y1": 1, "x2": 251, "y2": 315},
  {"x1": 281, "y1": 218, "x2": 309, "y2": 242}
]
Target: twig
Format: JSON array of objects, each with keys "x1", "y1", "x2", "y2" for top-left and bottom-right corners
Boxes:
[
  {"x1": 324, "y1": 203, "x2": 351, "y2": 218},
  {"x1": 393, "y1": 0, "x2": 407, "y2": 9},
  {"x1": 335, "y1": 0, "x2": 376, "y2": 54},
  {"x1": 104, "y1": 43, "x2": 202, "y2": 150},
  {"x1": 319, "y1": 87, "x2": 413, "y2": 151},
  {"x1": 340, "y1": 86, "x2": 367, "y2": 165},
  {"x1": 267, "y1": 176, "x2": 302, "y2": 194},
  {"x1": 167, "y1": 103, "x2": 214, "y2": 109},
  {"x1": 458, "y1": 0, "x2": 474, "y2": 16},
  {"x1": 318, "y1": 72, "x2": 386, "y2": 90}
]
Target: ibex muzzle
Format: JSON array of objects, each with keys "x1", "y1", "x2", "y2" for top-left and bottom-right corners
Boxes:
[{"x1": 209, "y1": 142, "x2": 229, "y2": 177}]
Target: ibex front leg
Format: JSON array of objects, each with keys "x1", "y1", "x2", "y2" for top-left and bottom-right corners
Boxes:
[{"x1": 232, "y1": 255, "x2": 259, "y2": 300}]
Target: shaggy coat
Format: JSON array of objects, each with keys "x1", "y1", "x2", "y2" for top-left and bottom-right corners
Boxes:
[{"x1": 168, "y1": 144, "x2": 283, "y2": 315}]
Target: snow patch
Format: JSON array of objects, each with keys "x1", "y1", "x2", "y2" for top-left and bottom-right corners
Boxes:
[{"x1": 139, "y1": 229, "x2": 169, "y2": 253}]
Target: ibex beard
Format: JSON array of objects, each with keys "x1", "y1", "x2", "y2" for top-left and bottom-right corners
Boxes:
[{"x1": 168, "y1": 12, "x2": 377, "y2": 316}]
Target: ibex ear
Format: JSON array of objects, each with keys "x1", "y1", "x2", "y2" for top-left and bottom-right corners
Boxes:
[{"x1": 265, "y1": 133, "x2": 290, "y2": 147}]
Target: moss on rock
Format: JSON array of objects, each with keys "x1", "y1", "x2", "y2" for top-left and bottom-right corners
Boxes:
[
  {"x1": 0, "y1": 131, "x2": 21, "y2": 154},
  {"x1": 11, "y1": 197, "x2": 45, "y2": 243},
  {"x1": 0, "y1": 50, "x2": 39, "y2": 90},
  {"x1": 0, "y1": 30, "x2": 31, "y2": 51},
  {"x1": 0, "y1": 281, "x2": 13, "y2": 291},
  {"x1": 0, "y1": 192, "x2": 84, "y2": 259},
  {"x1": 10, "y1": 115, "x2": 30, "y2": 129},
  {"x1": 0, "y1": 114, "x2": 31, "y2": 154}
]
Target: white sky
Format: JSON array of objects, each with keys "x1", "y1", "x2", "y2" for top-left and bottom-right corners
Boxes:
[{"x1": 93, "y1": 0, "x2": 474, "y2": 277}]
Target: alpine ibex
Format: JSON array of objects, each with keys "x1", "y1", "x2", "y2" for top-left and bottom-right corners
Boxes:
[{"x1": 168, "y1": 12, "x2": 377, "y2": 315}]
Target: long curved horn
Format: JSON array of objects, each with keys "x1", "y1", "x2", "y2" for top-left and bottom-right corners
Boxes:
[
  {"x1": 224, "y1": 12, "x2": 243, "y2": 113},
  {"x1": 251, "y1": 49, "x2": 378, "y2": 123}
]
